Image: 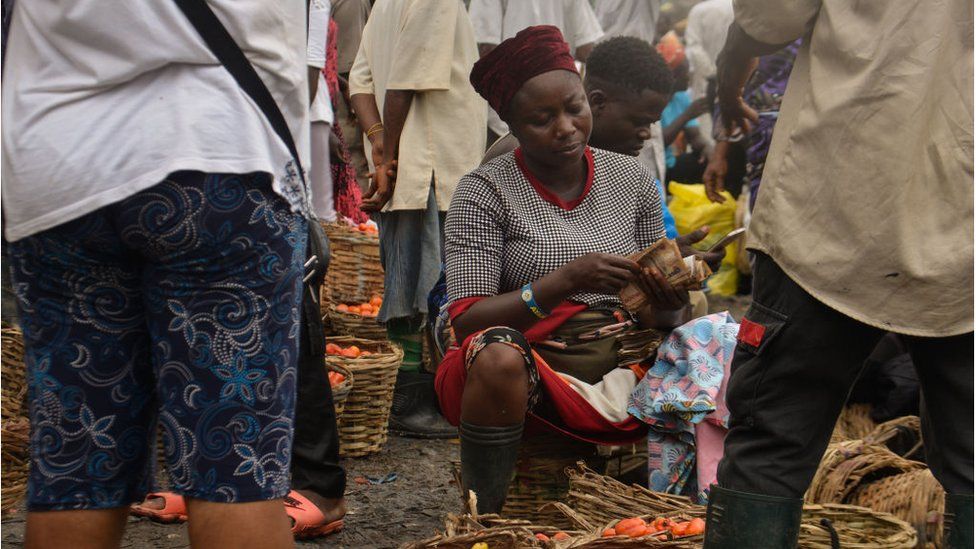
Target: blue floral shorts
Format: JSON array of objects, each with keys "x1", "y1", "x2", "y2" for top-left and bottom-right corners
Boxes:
[{"x1": 7, "y1": 172, "x2": 308, "y2": 510}]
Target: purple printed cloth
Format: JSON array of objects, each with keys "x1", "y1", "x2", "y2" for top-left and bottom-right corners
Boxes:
[{"x1": 628, "y1": 312, "x2": 738, "y2": 502}]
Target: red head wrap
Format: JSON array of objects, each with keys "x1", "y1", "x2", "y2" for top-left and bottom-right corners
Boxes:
[{"x1": 469, "y1": 25, "x2": 579, "y2": 115}]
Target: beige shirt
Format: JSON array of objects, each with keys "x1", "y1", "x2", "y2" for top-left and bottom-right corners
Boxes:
[
  {"x1": 350, "y1": 0, "x2": 486, "y2": 211},
  {"x1": 736, "y1": 0, "x2": 974, "y2": 336}
]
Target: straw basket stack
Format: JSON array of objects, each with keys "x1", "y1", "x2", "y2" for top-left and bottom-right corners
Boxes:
[
  {"x1": 326, "y1": 337, "x2": 402, "y2": 457},
  {"x1": 328, "y1": 304, "x2": 387, "y2": 341},
  {"x1": 319, "y1": 222, "x2": 384, "y2": 317},
  {"x1": 1, "y1": 324, "x2": 30, "y2": 513},
  {"x1": 809, "y1": 415, "x2": 946, "y2": 547}
]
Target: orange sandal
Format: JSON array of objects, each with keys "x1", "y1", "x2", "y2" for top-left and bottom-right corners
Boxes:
[
  {"x1": 130, "y1": 492, "x2": 187, "y2": 523},
  {"x1": 283, "y1": 490, "x2": 344, "y2": 540}
]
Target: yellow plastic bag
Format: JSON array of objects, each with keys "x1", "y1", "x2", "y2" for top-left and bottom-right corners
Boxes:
[{"x1": 667, "y1": 182, "x2": 739, "y2": 296}]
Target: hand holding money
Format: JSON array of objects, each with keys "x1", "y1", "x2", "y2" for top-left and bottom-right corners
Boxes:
[{"x1": 619, "y1": 238, "x2": 713, "y2": 312}]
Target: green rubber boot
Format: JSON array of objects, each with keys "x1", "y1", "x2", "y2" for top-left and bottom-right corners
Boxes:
[
  {"x1": 703, "y1": 485, "x2": 803, "y2": 549},
  {"x1": 944, "y1": 493, "x2": 974, "y2": 549}
]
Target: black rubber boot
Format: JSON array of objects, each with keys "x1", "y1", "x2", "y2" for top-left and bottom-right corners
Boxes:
[
  {"x1": 389, "y1": 370, "x2": 457, "y2": 439},
  {"x1": 704, "y1": 485, "x2": 803, "y2": 549},
  {"x1": 460, "y1": 421, "x2": 523, "y2": 514},
  {"x1": 944, "y1": 493, "x2": 974, "y2": 549}
]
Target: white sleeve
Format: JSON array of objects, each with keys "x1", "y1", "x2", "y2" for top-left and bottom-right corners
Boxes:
[
  {"x1": 467, "y1": 0, "x2": 503, "y2": 45},
  {"x1": 684, "y1": 4, "x2": 712, "y2": 80},
  {"x1": 564, "y1": 0, "x2": 603, "y2": 50},
  {"x1": 307, "y1": 0, "x2": 331, "y2": 69}
]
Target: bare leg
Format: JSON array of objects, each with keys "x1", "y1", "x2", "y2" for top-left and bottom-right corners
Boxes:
[
  {"x1": 185, "y1": 498, "x2": 292, "y2": 549},
  {"x1": 460, "y1": 342, "x2": 530, "y2": 426},
  {"x1": 25, "y1": 508, "x2": 129, "y2": 549}
]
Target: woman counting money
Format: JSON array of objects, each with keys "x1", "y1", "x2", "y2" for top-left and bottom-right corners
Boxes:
[{"x1": 435, "y1": 26, "x2": 694, "y2": 514}]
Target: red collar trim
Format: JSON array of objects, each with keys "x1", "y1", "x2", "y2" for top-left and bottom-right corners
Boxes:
[{"x1": 514, "y1": 146, "x2": 595, "y2": 211}]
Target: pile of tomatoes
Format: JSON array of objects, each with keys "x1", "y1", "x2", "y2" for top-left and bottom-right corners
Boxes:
[
  {"x1": 335, "y1": 296, "x2": 383, "y2": 318},
  {"x1": 601, "y1": 516, "x2": 705, "y2": 540},
  {"x1": 327, "y1": 370, "x2": 347, "y2": 387},
  {"x1": 326, "y1": 343, "x2": 372, "y2": 359}
]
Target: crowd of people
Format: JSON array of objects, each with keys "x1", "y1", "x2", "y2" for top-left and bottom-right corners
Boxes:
[{"x1": 1, "y1": 0, "x2": 972, "y2": 548}]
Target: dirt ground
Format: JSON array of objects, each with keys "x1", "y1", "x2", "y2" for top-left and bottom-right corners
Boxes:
[{"x1": 0, "y1": 292, "x2": 752, "y2": 549}]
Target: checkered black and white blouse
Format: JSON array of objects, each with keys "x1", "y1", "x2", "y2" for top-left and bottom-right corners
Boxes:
[{"x1": 445, "y1": 146, "x2": 666, "y2": 310}]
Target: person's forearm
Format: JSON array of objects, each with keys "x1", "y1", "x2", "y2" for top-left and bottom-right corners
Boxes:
[
  {"x1": 381, "y1": 89, "x2": 415, "y2": 164},
  {"x1": 663, "y1": 111, "x2": 694, "y2": 146},
  {"x1": 307, "y1": 67, "x2": 320, "y2": 105},
  {"x1": 350, "y1": 93, "x2": 382, "y2": 135},
  {"x1": 717, "y1": 23, "x2": 780, "y2": 101},
  {"x1": 452, "y1": 268, "x2": 578, "y2": 343}
]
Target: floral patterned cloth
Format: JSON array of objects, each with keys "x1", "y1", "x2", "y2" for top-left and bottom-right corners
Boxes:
[
  {"x1": 8, "y1": 172, "x2": 307, "y2": 510},
  {"x1": 628, "y1": 312, "x2": 738, "y2": 502}
]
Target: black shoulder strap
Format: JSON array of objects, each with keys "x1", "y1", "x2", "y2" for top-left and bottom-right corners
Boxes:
[{"x1": 173, "y1": 0, "x2": 306, "y2": 185}]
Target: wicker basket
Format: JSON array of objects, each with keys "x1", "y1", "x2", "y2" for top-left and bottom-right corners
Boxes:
[
  {"x1": 328, "y1": 305, "x2": 387, "y2": 341},
  {"x1": 799, "y1": 503, "x2": 917, "y2": 548},
  {"x1": 561, "y1": 466, "x2": 916, "y2": 549},
  {"x1": 327, "y1": 337, "x2": 402, "y2": 458},
  {"x1": 863, "y1": 416, "x2": 925, "y2": 462},
  {"x1": 564, "y1": 463, "x2": 702, "y2": 528},
  {"x1": 500, "y1": 435, "x2": 605, "y2": 524},
  {"x1": 321, "y1": 222, "x2": 384, "y2": 306},
  {"x1": 328, "y1": 361, "x2": 354, "y2": 420},
  {"x1": 1, "y1": 324, "x2": 28, "y2": 421},
  {"x1": 831, "y1": 403, "x2": 877, "y2": 443},
  {"x1": 1, "y1": 417, "x2": 30, "y2": 514},
  {"x1": 850, "y1": 468, "x2": 945, "y2": 547},
  {"x1": 805, "y1": 440, "x2": 925, "y2": 505}
]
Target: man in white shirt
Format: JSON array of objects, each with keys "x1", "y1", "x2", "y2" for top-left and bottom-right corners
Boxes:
[
  {"x1": 308, "y1": 0, "x2": 338, "y2": 222},
  {"x1": 593, "y1": 0, "x2": 661, "y2": 47},
  {"x1": 2, "y1": 2, "x2": 310, "y2": 546},
  {"x1": 349, "y1": 0, "x2": 486, "y2": 437},
  {"x1": 683, "y1": 0, "x2": 733, "y2": 141},
  {"x1": 467, "y1": 0, "x2": 604, "y2": 139}
]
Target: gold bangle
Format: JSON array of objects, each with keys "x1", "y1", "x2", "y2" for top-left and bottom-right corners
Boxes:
[{"x1": 366, "y1": 123, "x2": 384, "y2": 137}]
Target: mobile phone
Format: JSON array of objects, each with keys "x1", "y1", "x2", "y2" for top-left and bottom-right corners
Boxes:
[{"x1": 707, "y1": 228, "x2": 747, "y2": 253}]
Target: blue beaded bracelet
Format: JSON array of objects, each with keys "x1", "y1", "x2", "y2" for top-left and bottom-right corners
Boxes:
[{"x1": 520, "y1": 283, "x2": 549, "y2": 319}]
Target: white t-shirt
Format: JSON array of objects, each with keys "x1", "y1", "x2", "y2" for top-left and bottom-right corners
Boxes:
[
  {"x1": 594, "y1": 0, "x2": 660, "y2": 45},
  {"x1": 2, "y1": 1, "x2": 311, "y2": 242},
  {"x1": 308, "y1": 0, "x2": 335, "y2": 125},
  {"x1": 467, "y1": 0, "x2": 603, "y2": 52},
  {"x1": 684, "y1": 0, "x2": 734, "y2": 99}
]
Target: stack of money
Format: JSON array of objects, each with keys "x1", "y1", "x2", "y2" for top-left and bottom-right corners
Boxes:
[
  {"x1": 619, "y1": 238, "x2": 713, "y2": 312},
  {"x1": 616, "y1": 327, "x2": 666, "y2": 366}
]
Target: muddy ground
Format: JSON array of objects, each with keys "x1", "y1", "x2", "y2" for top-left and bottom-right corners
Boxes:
[{"x1": 1, "y1": 294, "x2": 751, "y2": 549}]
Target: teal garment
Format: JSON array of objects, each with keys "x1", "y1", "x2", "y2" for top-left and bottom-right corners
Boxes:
[
  {"x1": 654, "y1": 178, "x2": 678, "y2": 239},
  {"x1": 661, "y1": 90, "x2": 699, "y2": 169}
]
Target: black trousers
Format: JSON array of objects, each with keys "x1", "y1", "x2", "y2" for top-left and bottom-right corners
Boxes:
[
  {"x1": 291, "y1": 238, "x2": 346, "y2": 499},
  {"x1": 717, "y1": 252, "x2": 974, "y2": 498}
]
